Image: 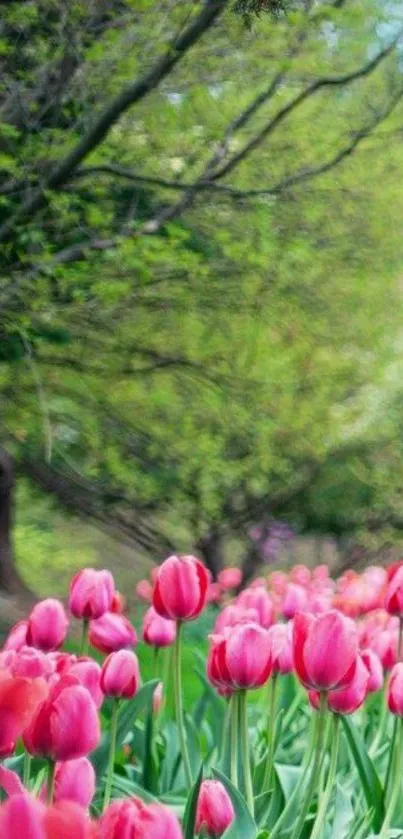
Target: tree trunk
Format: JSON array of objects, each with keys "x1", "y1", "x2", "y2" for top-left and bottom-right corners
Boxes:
[
  {"x1": 196, "y1": 525, "x2": 225, "y2": 580},
  {"x1": 240, "y1": 542, "x2": 262, "y2": 589},
  {"x1": 0, "y1": 448, "x2": 31, "y2": 596}
]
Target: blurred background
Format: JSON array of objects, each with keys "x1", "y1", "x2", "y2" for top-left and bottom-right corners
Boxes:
[{"x1": 2, "y1": 0, "x2": 403, "y2": 618}]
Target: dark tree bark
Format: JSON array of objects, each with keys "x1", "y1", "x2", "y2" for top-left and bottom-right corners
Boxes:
[
  {"x1": 0, "y1": 447, "x2": 31, "y2": 595},
  {"x1": 196, "y1": 525, "x2": 225, "y2": 580}
]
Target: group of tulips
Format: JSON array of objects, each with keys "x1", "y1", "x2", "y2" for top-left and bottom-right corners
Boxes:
[{"x1": 1, "y1": 556, "x2": 403, "y2": 837}]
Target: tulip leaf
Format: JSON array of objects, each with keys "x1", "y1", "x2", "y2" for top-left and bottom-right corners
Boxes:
[
  {"x1": 331, "y1": 783, "x2": 354, "y2": 838},
  {"x1": 212, "y1": 767, "x2": 257, "y2": 839},
  {"x1": 91, "y1": 679, "x2": 159, "y2": 779},
  {"x1": 340, "y1": 716, "x2": 384, "y2": 833},
  {"x1": 183, "y1": 763, "x2": 204, "y2": 839}
]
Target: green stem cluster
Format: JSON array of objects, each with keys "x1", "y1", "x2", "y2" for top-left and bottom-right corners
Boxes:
[
  {"x1": 173, "y1": 621, "x2": 193, "y2": 788},
  {"x1": 103, "y1": 698, "x2": 119, "y2": 811}
]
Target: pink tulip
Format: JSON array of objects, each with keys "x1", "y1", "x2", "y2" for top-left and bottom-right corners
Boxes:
[
  {"x1": 290, "y1": 564, "x2": 311, "y2": 586},
  {"x1": 281, "y1": 583, "x2": 308, "y2": 620},
  {"x1": 0, "y1": 765, "x2": 25, "y2": 797},
  {"x1": 110, "y1": 592, "x2": 126, "y2": 614},
  {"x1": 24, "y1": 676, "x2": 100, "y2": 761},
  {"x1": 138, "y1": 803, "x2": 183, "y2": 839},
  {"x1": 0, "y1": 794, "x2": 45, "y2": 838},
  {"x1": 327, "y1": 654, "x2": 369, "y2": 714},
  {"x1": 312, "y1": 565, "x2": 330, "y2": 582},
  {"x1": 196, "y1": 780, "x2": 235, "y2": 837},
  {"x1": 385, "y1": 566, "x2": 403, "y2": 616},
  {"x1": 293, "y1": 611, "x2": 358, "y2": 691},
  {"x1": 388, "y1": 662, "x2": 403, "y2": 715},
  {"x1": 11, "y1": 647, "x2": 54, "y2": 680},
  {"x1": 206, "y1": 583, "x2": 222, "y2": 604},
  {"x1": 44, "y1": 801, "x2": 93, "y2": 838},
  {"x1": 208, "y1": 623, "x2": 272, "y2": 690},
  {"x1": 98, "y1": 798, "x2": 145, "y2": 837},
  {"x1": 142, "y1": 607, "x2": 176, "y2": 647},
  {"x1": 361, "y1": 648, "x2": 383, "y2": 693},
  {"x1": 27, "y1": 599, "x2": 69, "y2": 653},
  {"x1": 69, "y1": 569, "x2": 115, "y2": 620},
  {"x1": 53, "y1": 758, "x2": 95, "y2": 808},
  {"x1": 237, "y1": 586, "x2": 274, "y2": 629},
  {"x1": 267, "y1": 623, "x2": 293, "y2": 675},
  {"x1": 89, "y1": 612, "x2": 137, "y2": 654},
  {"x1": 153, "y1": 555, "x2": 209, "y2": 622},
  {"x1": 3, "y1": 620, "x2": 29, "y2": 652},
  {"x1": 101, "y1": 650, "x2": 140, "y2": 699},
  {"x1": 67, "y1": 659, "x2": 104, "y2": 708},
  {"x1": 214, "y1": 604, "x2": 259, "y2": 635},
  {"x1": 136, "y1": 580, "x2": 153, "y2": 603},
  {"x1": 0, "y1": 671, "x2": 48, "y2": 755},
  {"x1": 217, "y1": 568, "x2": 242, "y2": 591}
]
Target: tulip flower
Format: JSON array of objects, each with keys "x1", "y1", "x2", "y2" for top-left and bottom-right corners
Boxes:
[
  {"x1": 153, "y1": 554, "x2": 209, "y2": 788},
  {"x1": 99, "y1": 797, "x2": 183, "y2": 839},
  {"x1": 101, "y1": 650, "x2": 140, "y2": 699},
  {"x1": 385, "y1": 567, "x2": 403, "y2": 659},
  {"x1": 0, "y1": 795, "x2": 93, "y2": 839},
  {"x1": 281, "y1": 583, "x2": 308, "y2": 620},
  {"x1": 101, "y1": 650, "x2": 140, "y2": 810},
  {"x1": 237, "y1": 586, "x2": 274, "y2": 628},
  {"x1": 196, "y1": 780, "x2": 235, "y2": 837},
  {"x1": 27, "y1": 599, "x2": 69, "y2": 653},
  {"x1": 138, "y1": 803, "x2": 183, "y2": 839},
  {"x1": 361, "y1": 648, "x2": 383, "y2": 693},
  {"x1": 0, "y1": 671, "x2": 48, "y2": 755},
  {"x1": 309, "y1": 654, "x2": 370, "y2": 715},
  {"x1": 110, "y1": 591, "x2": 126, "y2": 614},
  {"x1": 10, "y1": 646, "x2": 54, "y2": 680},
  {"x1": 53, "y1": 758, "x2": 95, "y2": 809},
  {"x1": 67, "y1": 658, "x2": 104, "y2": 709},
  {"x1": 136, "y1": 580, "x2": 153, "y2": 602},
  {"x1": 153, "y1": 681, "x2": 163, "y2": 714},
  {"x1": 293, "y1": 610, "x2": 358, "y2": 692},
  {"x1": 24, "y1": 676, "x2": 100, "y2": 763},
  {"x1": 267, "y1": 623, "x2": 293, "y2": 675},
  {"x1": 217, "y1": 567, "x2": 242, "y2": 591},
  {"x1": 142, "y1": 607, "x2": 176, "y2": 647},
  {"x1": 89, "y1": 612, "x2": 137, "y2": 654},
  {"x1": 214, "y1": 604, "x2": 259, "y2": 635},
  {"x1": 69, "y1": 569, "x2": 115, "y2": 620},
  {"x1": 3, "y1": 620, "x2": 29, "y2": 652},
  {"x1": 388, "y1": 662, "x2": 403, "y2": 715},
  {"x1": 152, "y1": 554, "x2": 209, "y2": 622}
]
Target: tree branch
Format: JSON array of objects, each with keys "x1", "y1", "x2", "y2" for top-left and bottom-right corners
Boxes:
[{"x1": 0, "y1": 0, "x2": 229, "y2": 244}]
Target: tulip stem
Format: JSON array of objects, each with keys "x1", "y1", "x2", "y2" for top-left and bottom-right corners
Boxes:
[
  {"x1": 239, "y1": 690, "x2": 254, "y2": 817},
  {"x1": 230, "y1": 692, "x2": 239, "y2": 788},
  {"x1": 23, "y1": 752, "x2": 32, "y2": 788},
  {"x1": 103, "y1": 698, "x2": 119, "y2": 811},
  {"x1": 269, "y1": 713, "x2": 318, "y2": 839},
  {"x1": 380, "y1": 717, "x2": 403, "y2": 838},
  {"x1": 173, "y1": 621, "x2": 193, "y2": 789},
  {"x1": 289, "y1": 692, "x2": 327, "y2": 839},
  {"x1": 80, "y1": 619, "x2": 89, "y2": 656},
  {"x1": 153, "y1": 647, "x2": 159, "y2": 680},
  {"x1": 310, "y1": 714, "x2": 340, "y2": 839},
  {"x1": 47, "y1": 760, "x2": 56, "y2": 804},
  {"x1": 262, "y1": 674, "x2": 278, "y2": 792}
]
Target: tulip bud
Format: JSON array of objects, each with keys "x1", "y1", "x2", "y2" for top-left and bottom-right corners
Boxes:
[
  {"x1": 196, "y1": 780, "x2": 235, "y2": 837},
  {"x1": 11, "y1": 646, "x2": 54, "y2": 680},
  {"x1": 217, "y1": 567, "x2": 242, "y2": 591},
  {"x1": 361, "y1": 648, "x2": 383, "y2": 693},
  {"x1": 153, "y1": 682, "x2": 163, "y2": 714},
  {"x1": 142, "y1": 607, "x2": 176, "y2": 647},
  {"x1": 54, "y1": 758, "x2": 95, "y2": 808},
  {"x1": 388, "y1": 662, "x2": 403, "y2": 715},
  {"x1": 237, "y1": 586, "x2": 274, "y2": 628},
  {"x1": 136, "y1": 579, "x2": 153, "y2": 602},
  {"x1": 69, "y1": 568, "x2": 115, "y2": 620},
  {"x1": 281, "y1": 583, "x2": 308, "y2": 620},
  {"x1": 110, "y1": 592, "x2": 126, "y2": 614},
  {"x1": 3, "y1": 620, "x2": 29, "y2": 652},
  {"x1": 101, "y1": 650, "x2": 140, "y2": 699},
  {"x1": 27, "y1": 598, "x2": 69, "y2": 653},
  {"x1": 24, "y1": 677, "x2": 100, "y2": 761},
  {"x1": 153, "y1": 555, "x2": 209, "y2": 622},
  {"x1": 267, "y1": 622, "x2": 293, "y2": 675},
  {"x1": 67, "y1": 658, "x2": 104, "y2": 708},
  {"x1": 89, "y1": 612, "x2": 137, "y2": 654},
  {"x1": 208, "y1": 623, "x2": 272, "y2": 691},
  {"x1": 293, "y1": 610, "x2": 358, "y2": 692},
  {"x1": 327, "y1": 654, "x2": 369, "y2": 714},
  {"x1": 214, "y1": 604, "x2": 259, "y2": 635}
]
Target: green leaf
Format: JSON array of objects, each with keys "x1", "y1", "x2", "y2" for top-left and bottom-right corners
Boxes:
[
  {"x1": 91, "y1": 680, "x2": 158, "y2": 779},
  {"x1": 183, "y1": 763, "x2": 204, "y2": 839},
  {"x1": 212, "y1": 767, "x2": 257, "y2": 839},
  {"x1": 341, "y1": 716, "x2": 384, "y2": 833}
]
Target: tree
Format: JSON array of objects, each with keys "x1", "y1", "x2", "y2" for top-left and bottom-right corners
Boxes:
[{"x1": 1, "y1": 0, "x2": 403, "y2": 586}]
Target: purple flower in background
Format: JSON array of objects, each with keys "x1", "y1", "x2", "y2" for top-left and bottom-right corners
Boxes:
[{"x1": 249, "y1": 519, "x2": 295, "y2": 564}]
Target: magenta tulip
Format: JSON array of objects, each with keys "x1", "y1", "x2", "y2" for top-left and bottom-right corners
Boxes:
[
  {"x1": 27, "y1": 599, "x2": 69, "y2": 653},
  {"x1": 293, "y1": 610, "x2": 358, "y2": 691},
  {"x1": 267, "y1": 623, "x2": 293, "y2": 675},
  {"x1": 3, "y1": 620, "x2": 29, "y2": 652},
  {"x1": 153, "y1": 555, "x2": 209, "y2": 621},
  {"x1": 388, "y1": 662, "x2": 403, "y2": 715},
  {"x1": 24, "y1": 677, "x2": 100, "y2": 761},
  {"x1": 101, "y1": 650, "x2": 140, "y2": 699},
  {"x1": 142, "y1": 607, "x2": 176, "y2": 647},
  {"x1": 237, "y1": 586, "x2": 274, "y2": 628},
  {"x1": 69, "y1": 569, "x2": 115, "y2": 620},
  {"x1": 89, "y1": 612, "x2": 137, "y2": 654},
  {"x1": 53, "y1": 758, "x2": 95, "y2": 808},
  {"x1": 361, "y1": 648, "x2": 383, "y2": 693},
  {"x1": 208, "y1": 623, "x2": 272, "y2": 690},
  {"x1": 196, "y1": 780, "x2": 235, "y2": 837},
  {"x1": 67, "y1": 658, "x2": 104, "y2": 708}
]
